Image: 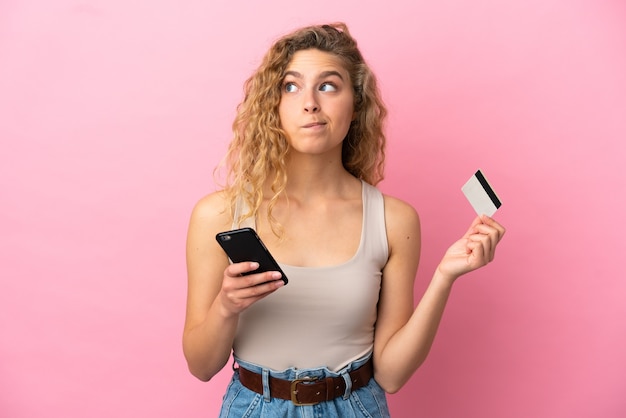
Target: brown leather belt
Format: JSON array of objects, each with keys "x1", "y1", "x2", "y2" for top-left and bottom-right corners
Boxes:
[{"x1": 237, "y1": 358, "x2": 373, "y2": 406}]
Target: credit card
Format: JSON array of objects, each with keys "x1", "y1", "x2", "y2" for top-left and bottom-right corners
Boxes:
[{"x1": 462, "y1": 169, "x2": 502, "y2": 216}]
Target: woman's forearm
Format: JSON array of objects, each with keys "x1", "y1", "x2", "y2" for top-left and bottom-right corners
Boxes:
[
  {"x1": 183, "y1": 299, "x2": 239, "y2": 382},
  {"x1": 374, "y1": 270, "x2": 456, "y2": 393}
]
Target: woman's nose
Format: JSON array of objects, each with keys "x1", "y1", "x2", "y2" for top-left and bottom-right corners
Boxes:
[{"x1": 303, "y1": 90, "x2": 319, "y2": 113}]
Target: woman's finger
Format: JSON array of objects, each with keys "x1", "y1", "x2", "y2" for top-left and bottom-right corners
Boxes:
[{"x1": 481, "y1": 215, "x2": 506, "y2": 239}]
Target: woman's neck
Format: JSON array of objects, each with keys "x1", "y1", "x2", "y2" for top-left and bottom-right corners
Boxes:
[{"x1": 262, "y1": 151, "x2": 358, "y2": 200}]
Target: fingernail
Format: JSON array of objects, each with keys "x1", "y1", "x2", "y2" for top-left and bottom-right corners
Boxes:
[
  {"x1": 250, "y1": 262, "x2": 259, "y2": 269},
  {"x1": 271, "y1": 272, "x2": 282, "y2": 279}
]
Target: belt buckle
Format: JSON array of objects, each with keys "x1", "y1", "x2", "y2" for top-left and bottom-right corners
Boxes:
[{"x1": 290, "y1": 377, "x2": 320, "y2": 406}]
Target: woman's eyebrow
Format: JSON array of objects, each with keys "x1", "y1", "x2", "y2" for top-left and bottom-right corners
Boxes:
[
  {"x1": 319, "y1": 70, "x2": 344, "y2": 80},
  {"x1": 283, "y1": 70, "x2": 344, "y2": 80},
  {"x1": 284, "y1": 70, "x2": 303, "y2": 79}
]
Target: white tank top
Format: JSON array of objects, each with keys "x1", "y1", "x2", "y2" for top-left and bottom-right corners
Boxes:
[{"x1": 231, "y1": 181, "x2": 388, "y2": 371}]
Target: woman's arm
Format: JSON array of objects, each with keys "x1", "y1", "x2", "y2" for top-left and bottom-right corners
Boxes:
[
  {"x1": 372, "y1": 196, "x2": 505, "y2": 393},
  {"x1": 182, "y1": 192, "x2": 284, "y2": 381}
]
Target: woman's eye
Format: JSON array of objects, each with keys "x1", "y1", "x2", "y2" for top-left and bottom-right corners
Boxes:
[
  {"x1": 284, "y1": 82, "x2": 298, "y2": 93},
  {"x1": 319, "y1": 82, "x2": 337, "y2": 92}
]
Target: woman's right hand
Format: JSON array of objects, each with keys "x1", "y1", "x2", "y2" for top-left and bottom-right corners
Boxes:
[{"x1": 217, "y1": 262, "x2": 285, "y2": 317}]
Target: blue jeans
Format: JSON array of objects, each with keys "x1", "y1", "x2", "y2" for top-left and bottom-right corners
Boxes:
[{"x1": 219, "y1": 354, "x2": 390, "y2": 417}]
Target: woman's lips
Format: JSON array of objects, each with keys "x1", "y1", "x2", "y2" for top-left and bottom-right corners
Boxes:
[{"x1": 302, "y1": 122, "x2": 326, "y2": 128}]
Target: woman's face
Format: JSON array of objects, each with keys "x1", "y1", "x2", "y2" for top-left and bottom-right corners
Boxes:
[{"x1": 278, "y1": 49, "x2": 355, "y2": 157}]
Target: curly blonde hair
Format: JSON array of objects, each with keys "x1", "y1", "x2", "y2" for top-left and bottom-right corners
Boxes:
[{"x1": 220, "y1": 22, "x2": 388, "y2": 234}]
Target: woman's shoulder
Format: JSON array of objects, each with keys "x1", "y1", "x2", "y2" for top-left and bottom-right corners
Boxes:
[
  {"x1": 381, "y1": 193, "x2": 421, "y2": 240},
  {"x1": 192, "y1": 189, "x2": 227, "y2": 210},
  {"x1": 188, "y1": 190, "x2": 233, "y2": 232},
  {"x1": 382, "y1": 193, "x2": 419, "y2": 220}
]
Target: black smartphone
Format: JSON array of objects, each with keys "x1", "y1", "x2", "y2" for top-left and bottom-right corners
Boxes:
[{"x1": 215, "y1": 227, "x2": 288, "y2": 285}]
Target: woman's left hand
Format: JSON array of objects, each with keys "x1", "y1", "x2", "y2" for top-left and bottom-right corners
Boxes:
[{"x1": 437, "y1": 215, "x2": 506, "y2": 282}]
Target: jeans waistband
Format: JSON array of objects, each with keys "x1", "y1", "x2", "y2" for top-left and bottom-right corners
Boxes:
[
  {"x1": 236, "y1": 356, "x2": 374, "y2": 405},
  {"x1": 234, "y1": 352, "x2": 372, "y2": 380}
]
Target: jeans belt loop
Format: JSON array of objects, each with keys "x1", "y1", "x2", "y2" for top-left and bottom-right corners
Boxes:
[
  {"x1": 340, "y1": 369, "x2": 353, "y2": 400},
  {"x1": 262, "y1": 369, "x2": 271, "y2": 402}
]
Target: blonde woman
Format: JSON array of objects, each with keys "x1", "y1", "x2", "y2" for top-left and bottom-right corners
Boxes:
[{"x1": 183, "y1": 23, "x2": 505, "y2": 417}]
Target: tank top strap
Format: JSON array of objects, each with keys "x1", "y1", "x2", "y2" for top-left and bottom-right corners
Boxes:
[
  {"x1": 232, "y1": 194, "x2": 256, "y2": 230},
  {"x1": 360, "y1": 181, "x2": 389, "y2": 264}
]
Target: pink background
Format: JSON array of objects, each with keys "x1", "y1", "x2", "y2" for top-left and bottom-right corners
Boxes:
[{"x1": 1, "y1": 0, "x2": 625, "y2": 417}]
